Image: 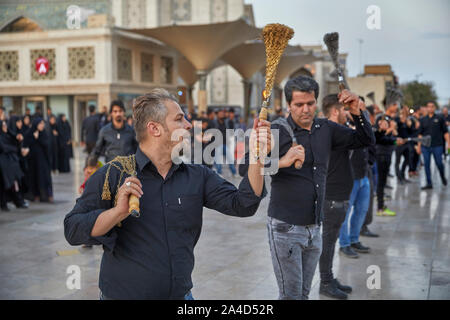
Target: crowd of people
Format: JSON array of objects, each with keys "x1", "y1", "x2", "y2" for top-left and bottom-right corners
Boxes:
[
  {"x1": 0, "y1": 106, "x2": 74, "y2": 210},
  {"x1": 2, "y1": 77, "x2": 449, "y2": 300}
]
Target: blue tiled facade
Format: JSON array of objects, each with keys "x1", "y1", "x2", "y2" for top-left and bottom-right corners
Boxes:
[{"x1": 0, "y1": 0, "x2": 110, "y2": 30}]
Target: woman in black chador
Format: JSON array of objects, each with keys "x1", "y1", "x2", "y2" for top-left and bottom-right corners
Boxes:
[
  {"x1": 57, "y1": 114, "x2": 72, "y2": 173},
  {"x1": 0, "y1": 120, "x2": 27, "y2": 210},
  {"x1": 8, "y1": 116, "x2": 31, "y2": 199},
  {"x1": 47, "y1": 115, "x2": 59, "y2": 173},
  {"x1": 23, "y1": 117, "x2": 53, "y2": 203}
]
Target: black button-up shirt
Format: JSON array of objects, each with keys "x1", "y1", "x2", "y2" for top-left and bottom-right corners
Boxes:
[
  {"x1": 81, "y1": 114, "x2": 100, "y2": 144},
  {"x1": 419, "y1": 114, "x2": 448, "y2": 147},
  {"x1": 268, "y1": 113, "x2": 374, "y2": 226},
  {"x1": 64, "y1": 147, "x2": 266, "y2": 299}
]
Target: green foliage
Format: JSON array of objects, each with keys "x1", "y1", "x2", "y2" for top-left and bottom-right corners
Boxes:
[{"x1": 400, "y1": 80, "x2": 438, "y2": 108}]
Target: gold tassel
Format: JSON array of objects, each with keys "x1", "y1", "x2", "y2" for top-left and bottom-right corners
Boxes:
[{"x1": 101, "y1": 165, "x2": 112, "y2": 201}]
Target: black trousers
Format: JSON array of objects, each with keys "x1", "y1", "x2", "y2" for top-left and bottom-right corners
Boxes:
[
  {"x1": 410, "y1": 144, "x2": 420, "y2": 172},
  {"x1": 376, "y1": 154, "x2": 392, "y2": 210},
  {"x1": 319, "y1": 200, "x2": 349, "y2": 283},
  {"x1": 395, "y1": 144, "x2": 410, "y2": 180}
]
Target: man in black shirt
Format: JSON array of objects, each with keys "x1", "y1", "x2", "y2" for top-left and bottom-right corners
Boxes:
[
  {"x1": 394, "y1": 106, "x2": 415, "y2": 184},
  {"x1": 81, "y1": 105, "x2": 100, "y2": 154},
  {"x1": 263, "y1": 76, "x2": 374, "y2": 300},
  {"x1": 318, "y1": 94, "x2": 355, "y2": 300},
  {"x1": 374, "y1": 104, "x2": 404, "y2": 217},
  {"x1": 64, "y1": 88, "x2": 270, "y2": 300},
  {"x1": 418, "y1": 101, "x2": 449, "y2": 189}
]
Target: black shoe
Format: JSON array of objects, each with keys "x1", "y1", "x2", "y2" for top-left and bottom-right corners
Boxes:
[
  {"x1": 398, "y1": 179, "x2": 405, "y2": 185},
  {"x1": 360, "y1": 227, "x2": 379, "y2": 238},
  {"x1": 351, "y1": 242, "x2": 371, "y2": 253},
  {"x1": 388, "y1": 173, "x2": 394, "y2": 177},
  {"x1": 404, "y1": 178, "x2": 412, "y2": 183},
  {"x1": 332, "y1": 278, "x2": 352, "y2": 294},
  {"x1": 339, "y1": 246, "x2": 359, "y2": 259},
  {"x1": 320, "y1": 280, "x2": 348, "y2": 300},
  {"x1": 442, "y1": 177, "x2": 447, "y2": 186},
  {"x1": 385, "y1": 184, "x2": 393, "y2": 189},
  {"x1": 421, "y1": 185, "x2": 433, "y2": 190}
]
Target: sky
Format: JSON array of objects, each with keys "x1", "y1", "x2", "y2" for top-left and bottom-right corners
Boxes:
[{"x1": 246, "y1": 0, "x2": 450, "y2": 106}]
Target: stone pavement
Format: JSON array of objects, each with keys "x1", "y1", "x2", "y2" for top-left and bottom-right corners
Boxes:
[{"x1": 0, "y1": 147, "x2": 449, "y2": 300}]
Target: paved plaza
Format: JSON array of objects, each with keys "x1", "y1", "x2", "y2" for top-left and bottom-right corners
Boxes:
[{"x1": 0, "y1": 148, "x2": 449, "y2": 300}]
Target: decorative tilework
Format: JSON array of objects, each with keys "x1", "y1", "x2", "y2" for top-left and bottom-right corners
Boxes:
[
  {"x1": 158, "y1": 0, "x2": 191, "y2": 26},
  {"x1": 30, "y1": 48, "x2": 56, "y2": 80},
  {"x1": 0, "y1": 1, "x2": 110, "y2": 31},
  {"x1": 160, "y1": 56, "x2": 173, "y2": 84},
  {"x1": 172, "y1": 0, "x2": 191, "y2": 21},
  {"x1": 158, "y1": 0, "x2": 172, "y2": 26},
  {"x1": 210, "y1": 66, "x2": 227, "y2": 104},
  {"x1": 210, "y1": 0, "x2": 227, "y2": 23},
  {"x1": 122, "y1": 0, "x2": 146, "y2": 28},
  {"x1": 118, "y1": 48, "x2": 132, "y2": 81},
  {"x1": 0, "y1": 50, "x2": 18, "y2": 81},
  {"x1": 141, "y1": 52, "x2": 154, "y2": 82},
  {"x1": 68, "y1": 46, "x2": 95, "y2": 79}
]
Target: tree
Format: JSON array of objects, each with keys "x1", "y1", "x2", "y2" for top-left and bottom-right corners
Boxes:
[{"x1": 400, "y1": 80, "x2": 438, "y2": 108}]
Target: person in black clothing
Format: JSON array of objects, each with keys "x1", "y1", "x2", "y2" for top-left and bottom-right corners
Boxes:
[
  {"x1": 57, "y1": 114, "x2": 72, "y2": 173},
  {"x1": 360, "y1": 141, "x2": 379, "y2": 238},
  {"x1": 64, "y1": 88, "x2": 269, "y2": 300},
  {"x1": 22, "y1": 114, "x2": 31, "y2": 133},
  {"x1": 46, "y1": 115, "x2": 59, "y2": 173},
  {"x1": 81, "y1": 105, "x2": 100, "y2": 154},
  {"x1": 408, "y1": 107, "x2": 422, "y2": 177},
  {"x1": 0, "y1": 120, "x2": 27, "y2": 210},
  {"x1": 91, "y1": 100, "x2": 138, "y2": 163},
  {"x1": 374, "y1": 111, "x2": 404, "y2": 217},
  {"x1": 23, "y1": 117, "x2": 53, "y2": 203},
  {"x1": 98, "y1": 105, "x2": 110, "y2": 128},
  {"x1": 418, "y1": 101, "x2": 449, "y2": 189},
  {"x1": 32, "y1": 105, "x2": 43, "y2": 121},
  {"x1": 240, "y1": 76, "x2": 375, "y2": 300},
  {"x1": 12, "y1": 116, "x2": 32, "y2": 198},
  {"x1": 318, "y1": 94, "x2": 354, "y2": 300},
  {"x1": 394, "y1": 106, "x2": 415, "y2": 184}
]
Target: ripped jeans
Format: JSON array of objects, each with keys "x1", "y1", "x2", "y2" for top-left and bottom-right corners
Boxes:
[{"x1": 267, "y1": 217, "x2": 322, "y2": 300}]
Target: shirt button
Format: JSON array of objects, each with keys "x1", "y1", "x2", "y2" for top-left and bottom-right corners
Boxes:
[
  {"x1": 316, "y1": 184, "x2": 319, "y2": 188},
  {"x1": 313, "y1": 166, "x2": 317, "y2": 170},
  {"x1": 165, "y1": 202, "x2": 168, "y2": 206}
]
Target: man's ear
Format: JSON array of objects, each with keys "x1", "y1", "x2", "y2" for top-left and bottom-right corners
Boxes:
[{"x1": 147, "y1": 122, "x2": 162, "y2": 137}]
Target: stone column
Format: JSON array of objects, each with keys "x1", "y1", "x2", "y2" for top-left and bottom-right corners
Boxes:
[
  {"x1": 197, "y1": 70, "x2": 208, "y2": 116},
  {"x1": 242, "y1": 79, "x2": 253, "y2": 124}
]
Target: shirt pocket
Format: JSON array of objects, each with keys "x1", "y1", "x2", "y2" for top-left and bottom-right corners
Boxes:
[{"x1": 167, "y1": 194, "x2": 204, "y2": 231}]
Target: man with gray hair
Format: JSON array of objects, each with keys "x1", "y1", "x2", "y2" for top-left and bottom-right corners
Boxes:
[{"x1": 64, "y1": 88, "x2": 271, "y2": 299}]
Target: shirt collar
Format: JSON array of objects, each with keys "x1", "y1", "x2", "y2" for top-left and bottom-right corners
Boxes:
[
  {"x1": 135, "y1": 146, "x2": 183, "y2": 174},
  {"x1": 287, "y1": 114, "x2": 317, "y2": 132}
]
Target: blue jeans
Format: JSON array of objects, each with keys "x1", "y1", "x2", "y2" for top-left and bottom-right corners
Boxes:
[
  {"x1": 267, "y1": 217, "x2": 322, "y2": 300},
  {"x1": 421, "y1": 146, "x2": 445, "y2": 185},
  {"x1": 339, "y1": 177, "x2": 370, "y2": 248}
]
